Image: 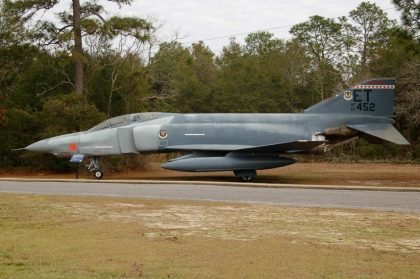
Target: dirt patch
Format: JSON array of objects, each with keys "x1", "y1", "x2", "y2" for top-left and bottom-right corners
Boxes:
[
  {"x1": 2, "y1": 162, "x2": 419, "y2": 187},
  {"x1": 49, "y1": 200, "x2": 420, "y2": 253}
]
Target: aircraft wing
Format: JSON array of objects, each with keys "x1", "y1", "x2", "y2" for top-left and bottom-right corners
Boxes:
[
  {"x1": 165, "y1": 140, "x2": 327, "y2": 153},
  {"x1": 238, "y1": 140, "x2": 327, "y2": 153},
  {"x1": 346, "y1": 124, "x2": 409, "y2": 145},
  {"x1": 165, "y1": 144, "x2": 254, "y2": 151}
]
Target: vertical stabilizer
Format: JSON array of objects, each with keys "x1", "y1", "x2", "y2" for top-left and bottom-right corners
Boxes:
[{"x1": 304, "y1": 78, "x2": 395, "y2": 117}]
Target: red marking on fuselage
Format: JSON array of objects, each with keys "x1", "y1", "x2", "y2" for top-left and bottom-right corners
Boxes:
[
  {"x1": 68, "y1": 143, "x2": 78, "y2": 151},
  {"x1": 353, "y1": 85, "x2": 394, "y2": 89},
  {"x1": 365, "y1": 80, "x2": 386, "y2": 85}
]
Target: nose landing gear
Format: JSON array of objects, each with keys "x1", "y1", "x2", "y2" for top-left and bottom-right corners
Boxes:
[
  {"x1": 87, "y1": 157, "x2": 104, "y2": 179},
  {"x1": 94, "y1": 170, "x2": 104, "y2": 179}
]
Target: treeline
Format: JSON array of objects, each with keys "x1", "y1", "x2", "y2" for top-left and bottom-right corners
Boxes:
[{"x1": 0, "y1": 0, "x2": 419, "y2": 170}]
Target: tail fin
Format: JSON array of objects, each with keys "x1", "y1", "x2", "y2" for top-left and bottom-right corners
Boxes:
[{"x1": 304, "y1": 78, "x2": 395, "y2": 117}]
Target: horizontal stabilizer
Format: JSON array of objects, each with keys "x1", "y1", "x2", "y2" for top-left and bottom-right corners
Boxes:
[
  {"x1": 166, "y1": 141, "x2": 327, "y2": 153},
  {"x1": 346, "y1": 124, "x2": 409, "y2": 145}
]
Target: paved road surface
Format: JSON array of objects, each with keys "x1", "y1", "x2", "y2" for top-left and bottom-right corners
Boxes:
[{"x1": 0, "y1": 181, "x2": 419, "y2": 213}]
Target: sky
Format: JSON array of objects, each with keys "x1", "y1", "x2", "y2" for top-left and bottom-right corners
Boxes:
[
  {"x1": 119, "y1": 0, "x2": 401, "y2": 53},
  {"x1": 44, "y1": 0, "x2": 401, "y2": 54}
]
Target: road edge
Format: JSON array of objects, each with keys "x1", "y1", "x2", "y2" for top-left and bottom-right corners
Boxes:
[{"x1": 0, "y1": 178, "x2": 419, "y2": 192}]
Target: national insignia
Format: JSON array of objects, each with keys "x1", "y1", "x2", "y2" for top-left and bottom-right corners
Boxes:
[
  {"x1": 343, "y1": 91, "x2": 353, "y2": 101},
  {"x1": 159, "y1": 130, "x2": 168, "y2": 139}
]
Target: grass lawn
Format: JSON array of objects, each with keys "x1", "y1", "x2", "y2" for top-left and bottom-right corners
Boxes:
[{"x1": 0, "y1": 194, "x2": 419, "y2": 278}]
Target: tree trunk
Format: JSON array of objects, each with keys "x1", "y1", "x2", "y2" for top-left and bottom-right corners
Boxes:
[
  {"x1": 361, "y1": 42, "x2": 367, "y2": 69},
  {"x1": 73, "y1": 0, "x2": 83, "y2": 94}
]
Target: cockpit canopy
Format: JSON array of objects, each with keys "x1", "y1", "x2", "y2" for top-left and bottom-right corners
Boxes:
[{"x1": 88, "y1": 112, "x2": 164, "y2": 131}]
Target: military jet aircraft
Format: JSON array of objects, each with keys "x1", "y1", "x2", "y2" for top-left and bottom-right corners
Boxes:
[{"x1": 22, "y1": 78, "x2": 409, "y2": 181}]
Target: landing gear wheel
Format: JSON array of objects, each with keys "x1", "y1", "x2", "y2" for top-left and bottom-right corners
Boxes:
[
  {"x1": 86, "y1": 157, "x2": 104, "y2": 179},
  {"x1": 233, "y1": 170, "x2": 257, "y2": 182},
  {"x1": 94, "y1": 170, "x2": 103, "y2": 179},
  {"x1": 240, "y1": 176, "x2": 254, "y2": 182}
]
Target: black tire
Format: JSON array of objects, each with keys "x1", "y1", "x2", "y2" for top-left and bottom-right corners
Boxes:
[
  {"x1": 240, "y1": 176, "x2": 254, "y2": 182},
  {"x1": 94, "y1": 170, "x2": 103, "y2": 179}
]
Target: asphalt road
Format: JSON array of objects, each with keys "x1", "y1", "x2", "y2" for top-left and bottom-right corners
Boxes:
[{"x1": 0, "y1": 181, "x2": 419, "y2": 213}]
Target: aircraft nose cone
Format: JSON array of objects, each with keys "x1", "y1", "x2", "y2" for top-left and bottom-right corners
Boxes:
[{"x1": 25, "y1": 140, "x2": 51, "y2": 153}]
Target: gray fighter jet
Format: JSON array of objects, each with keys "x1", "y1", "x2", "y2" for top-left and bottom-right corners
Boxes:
[{"x1": 22, "y1": 78, "x2": 409, "y2": 181}]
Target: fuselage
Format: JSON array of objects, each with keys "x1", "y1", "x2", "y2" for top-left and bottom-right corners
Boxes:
[{"x1": 25, "y1": 112, "x2": 394, "y2": 158}]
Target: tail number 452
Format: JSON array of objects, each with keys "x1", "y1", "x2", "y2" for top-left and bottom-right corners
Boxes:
[{"x1": 351, "y1": 89, "x2": 376, "y2": 112}]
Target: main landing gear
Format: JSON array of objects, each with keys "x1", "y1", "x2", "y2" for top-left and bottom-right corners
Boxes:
[
  {"x1": 233, "y1": 170, "x2": 257, "y2": 182},
  {"x1": 86, "y1": 157, "x2": 104, "y2": 179}
]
